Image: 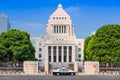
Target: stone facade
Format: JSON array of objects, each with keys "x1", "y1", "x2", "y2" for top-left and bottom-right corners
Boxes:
[{"x1": 31, "y1": 4, "x2": 84, "y2": 73}]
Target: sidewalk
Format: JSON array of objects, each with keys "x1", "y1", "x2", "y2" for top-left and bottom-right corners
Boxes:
[
  {"x1": 76, "y1": 72, "x2": 120, "y2": 75},
  {"x1": 0, "y1": 72, "x2": 120, "y2": 76}
]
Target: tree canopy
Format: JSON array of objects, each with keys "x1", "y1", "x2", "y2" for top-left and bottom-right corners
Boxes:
[
  {"x1": 0, "y1": 29, "x2": 36, "y2": 62},
  {"x1": 84, "y1": 24, "x2": 120, "y2": 62}
]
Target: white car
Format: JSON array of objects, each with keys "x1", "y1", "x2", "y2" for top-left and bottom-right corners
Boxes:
[{"x1": 52, "y1": 67, "x2": 75, "y2": 76}]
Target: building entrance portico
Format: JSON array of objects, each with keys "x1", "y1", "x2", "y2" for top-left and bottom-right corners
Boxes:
[{"x1": 47, "y1": 45, "x2": 75, "y2": 63}]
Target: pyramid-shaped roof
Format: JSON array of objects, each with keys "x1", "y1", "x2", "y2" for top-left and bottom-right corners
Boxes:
[{"x1": 51, "y1": 4, "x2": 70, "y2": 17}]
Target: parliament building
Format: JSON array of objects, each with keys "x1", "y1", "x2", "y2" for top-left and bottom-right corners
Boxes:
[{"x1": 31, "y1": 4, "x2": 84, "y2": 73}]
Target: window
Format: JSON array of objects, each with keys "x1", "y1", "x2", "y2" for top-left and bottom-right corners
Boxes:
[
  {"x1": 58, "y1": 46, "x2": 62, "y2": 62},
  {"x1": 78, "y1": 54, "x2": 81, "y2": 58},
  {"x1": 39, "y1": 54, "x2": 41, "y2": 58},
  {"x1": 54, "y1": 56, "x2": 56, "y2": 62},
  {"x1": 39, "y1": 59, "x2": 41, "y2": 61},
  {"x1": 69, "y1": 46, "x2": 72, "y2": 52},
  {"x1": 69, "y1": 46, "x2": 72, "y2": 56},
  {"x1": 78, "y1": 48, "x2": 81, "y2": 52},
  {"x1": 64, "y1": 56, "x2": 66, "y2": 62},
  {"x1": 64, "y1": 46, "x2": 67, "y2": 54},
  {"x1": 48, "y1": 46, "x2": 51, "y2": 55},
  {"x1": 53, "y1": 46, "x2": 56, "y2": 52},
  {"x1": 64, "y1": 25, "x2": 66, "y2": 33},
  {"x1": 69, "y1": 56, "x2": 72, "y2": 62},
  {"x1": 65, "y1": 17, "x2": 67, "y2": 20},
  {"x1": 48, "y1": 46, "x2": 51, "y2": 49},
  {"x1": 62, "y1": 25, "x2": 63, "y2": 33},
  {"x1": 56, "y1": 17, "x2": 58, "y2": 20},
  {"x1": 39, "y1": 48, "x2": 42, "y2": 52},
  {"x1": 78, "y1": 59, "x2": 81, "y2": 61},
  {"x1": 59, "y1": 17, "x2": 61, "y2": 20},
  {"x1": 54, "y1": 25, "x2": 56, "y2": 33},
  {"x1": 59, "y1": 56, "x2": 61, "y2": 62},
  {"x1": 49, "y1": 56, "x2": 51, "y2": 62},
  {"x1": 59, "y1": 25, "x2": 61, "y2": 33},
  {"x1": 62, "y1": 17, "x2": 64, "y2": 20},
  {"x1": 53, "y1": 17, "x2": 55, "y2": 20},
  {"x1": 57, "y1": 25, "x2": 58, "y2": 33}
]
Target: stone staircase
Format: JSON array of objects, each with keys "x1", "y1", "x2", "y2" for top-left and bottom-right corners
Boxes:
[{"x1": 50, "y1": 62, "x2": 70, "y2": 72}]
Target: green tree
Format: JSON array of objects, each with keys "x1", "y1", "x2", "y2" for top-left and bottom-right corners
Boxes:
[
  {"x1": 0, "y1": 29, "x2": 36, "y2": 62},
  {"x1": 69, "y1": 63, "x2": 74, "y2": 70},
  {"x1": 84, "y1": 24, "x2": 120, "y2": 62},
  {"x1": 48, "y1": 63, "x2": 52, "y2": 71},
  {"x1": 84, "y1": 35, "x2": 95, "y2": 61}
]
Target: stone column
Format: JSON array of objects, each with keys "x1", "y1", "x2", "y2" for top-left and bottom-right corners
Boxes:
[
  {"x1": 51, "y1": 46, "x2": 53, "y2": 62},
  {"x1": 55, "y1": 25, "x2": 57, "y2": 33},
  {"x1": 56, "y1": 46, "x2": 58, "y2": 62},
  {"x1": 74, "y1": 62, "x2": 78, "y2": 72},
  {"x1": 67, "y1": 46, "x2": 69, "y2": 62},
  {"x1": 44, "y1": 45, "x2": 48, "y2": 74},
  {"x1": 66, "y1": 25, "x2": 69, "y2": 33},
  {"x1": 72, "y1": 45, "x2": 75, "y2": 62},
  {"x1": 63, "y1": 25, "x2": 64, "y2": 33},
  {"x1": 59, "y1": 25, "x2": 61, "y2": 33},
  {"x1": 57, "y1": 25, "x2": 58, "y2": 33},
  {"x1": 62, "y1": 46, "x2": 64, "y2": 62}
]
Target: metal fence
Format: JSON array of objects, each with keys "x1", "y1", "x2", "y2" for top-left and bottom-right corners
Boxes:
[
  {"x1": 0, "y1": 62, "x2": 23, "y2": 74},
  {"x1": 99, "y1": 62, "x2": 120, "y2": 72}
]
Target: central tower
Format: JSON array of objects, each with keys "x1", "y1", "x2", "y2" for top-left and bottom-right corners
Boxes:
[{"x1": 45, "y1": 4, "x2": 76, "y2": 39}]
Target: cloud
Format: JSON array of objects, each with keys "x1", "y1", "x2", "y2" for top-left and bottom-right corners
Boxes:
[
  {"x1": 21, "y1": 23, "x2": 45, "y2": 37},
  {"x1": 89, "y1": 31, "x2": 96, "y2": 36},
  {"x1": 65, "y1": 7, "x2": 80, "y2": 12},
  {"x1": 22, "y1": 23, "x2": 44, "y2": 28},
  {"x1": 65, "y1": 6, "x2": 80, "y2": 16}
]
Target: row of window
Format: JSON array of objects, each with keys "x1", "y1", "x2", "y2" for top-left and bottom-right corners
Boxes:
[
  {"x1": 48, "y1": 46, "x2": 72, "y2": 53},
  {"x1": 48, "y1": 47, "x2": 80, "y2": 53},
  {"x1": 54, "y1": 25, "x2": 66, "y2": 33},
  {"x1": 56, "y1": 39, "x2": 64, "y2": 41},
  {"x1": 38, "y1": 46, "x2": 81, "y2": 52},
  {"x1": 53, "y1": 17, "x2": 67, "y2": 20},
  {"x1": 39, "y1": 54, "x2": 81, "y2": 62}
]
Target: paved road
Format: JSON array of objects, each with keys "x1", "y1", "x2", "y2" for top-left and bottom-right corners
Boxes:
[{"x1": 0, "y1": 75, "x2": 120, "y2": 80}]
